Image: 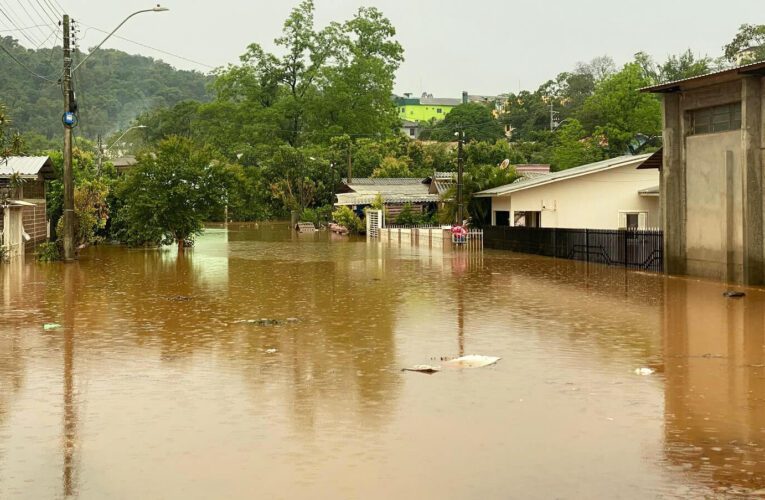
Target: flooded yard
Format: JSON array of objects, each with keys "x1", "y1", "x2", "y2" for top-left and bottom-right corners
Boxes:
[{"x1": 2, "y1": 223, "x2": 765, "y2": 498}]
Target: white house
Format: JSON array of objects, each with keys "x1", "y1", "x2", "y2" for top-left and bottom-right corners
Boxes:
[{"x1": 475, "y1": 154, "x2": 660, "y2": 230}]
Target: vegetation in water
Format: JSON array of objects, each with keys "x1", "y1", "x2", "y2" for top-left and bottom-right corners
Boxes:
[
  {"x1": 332, "y1": 206, "x2": 364, "y2": 234},
  {"x1": 34, "y1": 242, "x2": 61, "y2": 262}
]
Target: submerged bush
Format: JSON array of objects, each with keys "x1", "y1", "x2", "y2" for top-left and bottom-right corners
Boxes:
[
  {"x1": 35, "y1": 242, "x2": 61, "y2": 262},
  {"x1": 332, "y1": 206, "x2": 364, "y2": 234}
]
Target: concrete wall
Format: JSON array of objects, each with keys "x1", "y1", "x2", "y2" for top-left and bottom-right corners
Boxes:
[
  {"x1": 660, "y1": 75, "x2": 765, "y2": 284},
  {"x1": 22, "y1": 200, "x2": 47, "y2": 251},
  {"x1": 685, "y1": 131, "x2": 743, "y2": 281},
  {"x1": 489, "y1": 162, "x2": 660, "y2": 230}
]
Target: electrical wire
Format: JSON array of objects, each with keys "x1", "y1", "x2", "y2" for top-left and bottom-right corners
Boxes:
[
  {"x1": 78, "y1": 22, "x2": 215, "y2": 70},
  {"x1": 11, "y1": 0, "x2": 50, "y2": 44},
  {"x1": 0, "y1": 23, "x2": 48, "y2": 33},
  {"x1": 32, "y1": 0, "x2": 59, "y2": 26},
  {"x1": 0, "y1": 3, "x2": 43, "y2": 47},
  {"x1": 0, "y1": 41, "x2": 58, "y2": 83}
]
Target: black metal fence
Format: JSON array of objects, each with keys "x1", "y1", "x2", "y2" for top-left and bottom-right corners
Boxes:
[{"x1": 484, "y1": 226, "x2": 664, "y2": 272}]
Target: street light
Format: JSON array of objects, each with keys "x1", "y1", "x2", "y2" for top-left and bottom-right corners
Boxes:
[
  {"x1": 62, "y1": 6, "x2": 169, "y2": 262},
  {"x1": 97, "y1": 125, "x2": 147, "y2": 175}
]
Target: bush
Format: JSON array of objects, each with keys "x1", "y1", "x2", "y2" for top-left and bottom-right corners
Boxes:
[
  {"x1": 35, "y1": 242, "x2": 61, "y2": 262},
  {"x1": 332, "y1": 206, "x2": 364, "y2": 234},
  {"x1": 301, "y1": 205, "x2": 333, "y2": 226}
]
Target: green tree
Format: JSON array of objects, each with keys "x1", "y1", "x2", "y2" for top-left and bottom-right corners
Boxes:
[
  {"x1": 427, "y1": 103, "x2": 505, "y2": 142},
  {"x1": 724, "y1": 24, "x2": 765, "y2": 64},
  {"x1": 550, "y1": 119, "x2": 605, "y2": 170},
  {"x1": 371, "y1": 156, "x2": 412, "y2": 177},
  {"x1": 578, "y1": 63, "x2": 661, "y2": 156},
  {"x1": 113, "y1": 137, "x2": 233, "y2": 250}
]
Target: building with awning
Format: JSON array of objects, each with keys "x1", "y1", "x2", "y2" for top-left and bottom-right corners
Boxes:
[
  {"x1": 0, "y1": 156, "x2": 55, "y2": 253},
  {"x1": 641, "y1": 60, "x2": 765, "y2": 284},
  {"x1": 334, "y1": 174, "x2": 454, "y2": 219}
]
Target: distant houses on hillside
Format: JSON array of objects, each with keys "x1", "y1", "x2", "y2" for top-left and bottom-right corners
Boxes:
[{"x1": 395, "y1": 91, "x2": 507, "y2": 138}]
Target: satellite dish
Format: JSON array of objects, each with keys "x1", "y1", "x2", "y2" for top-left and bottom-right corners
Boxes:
[{"x1": 499, "y1": 159, "x2": 510, "y2": 170}]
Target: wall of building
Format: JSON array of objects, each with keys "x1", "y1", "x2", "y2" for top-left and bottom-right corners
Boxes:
[
  {"x1": 684, "y1": 131, "x2": 743, "y2": 282},
  {"x1": 489, "y1": 163, "x2": 659, "y2": 230},
  {"x1": 397, "y1": 104, "x2": 455, "y2": 123},
  {"x1": 21, "y1": 201, "x2": 47, "y2": 251},
  {"x1": 660, "y1": 76, "x2": 764, "y2": 284}
]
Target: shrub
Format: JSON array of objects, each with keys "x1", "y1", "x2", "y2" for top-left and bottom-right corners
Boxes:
[
  {"x1": 35, "y1": 242, "x2": 61, "y2": 262},
  {"x1": 332, "y1": 206, "x2": 364, "y2": 233}
]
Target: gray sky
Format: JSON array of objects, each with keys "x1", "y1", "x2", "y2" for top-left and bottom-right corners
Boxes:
[{"x1": 56, "y1": 0, "x2": 760, "y2": 97}]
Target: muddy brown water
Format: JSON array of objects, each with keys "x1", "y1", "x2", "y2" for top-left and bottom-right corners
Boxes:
[{"x1": 2, "y1": 223, "x2": 765, "y2": 498}]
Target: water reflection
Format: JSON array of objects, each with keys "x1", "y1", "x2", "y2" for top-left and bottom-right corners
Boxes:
[
  {"x1": 5, "y1": 224, "x2": 765, "y2": 497},
  {"x1": 663, "y1": 278, "x2": 765, "y2": 495}
]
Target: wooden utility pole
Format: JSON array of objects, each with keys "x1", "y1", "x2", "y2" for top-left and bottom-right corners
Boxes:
[
  {"x1": 62, "y1": 14, "x2": 75, "y2": 262},
  {"x1": 456, "y1": 130, "x2": 464, "y2": 225},
  {"x1": 347, "y1": 143, "x2": 352, "y2": 183}
]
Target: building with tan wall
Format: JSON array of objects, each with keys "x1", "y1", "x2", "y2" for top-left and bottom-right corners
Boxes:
[
  {"x1": 475, "y1": 155, "x2": 660, "y2": 230},
  {"x1": 0, "y1": 156, "x2": 54, "y2": 253},
  {"x1": 643, "y1": 62, "x2": 765, "y2": 285}
]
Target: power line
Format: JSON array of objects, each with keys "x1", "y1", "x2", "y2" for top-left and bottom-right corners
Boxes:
[
  {"x1": 78, "y1": 22, "x2": 215, "y2": 70},
  {"x1": 32, "y1": 0, "x2": 59, "y2": 26},
  {"x1": 11, "y1": 0, "x2": 50, "y2": 44},
  {"x1": 0, "y1": 23, "x2": 48, "y2": 33},
  {"x1": 0, "y1": 41, "x2": 58, "y2": 83},
  {"x1": 0, "y1": 4, "x2": 43, "y2": 47}
]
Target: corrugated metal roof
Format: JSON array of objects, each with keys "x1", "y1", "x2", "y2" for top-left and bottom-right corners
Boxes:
[
  {"x1": 335, "y1": 193, "x2": 441, "y2": 206},
  {"x1": 342, "y1": 178, "x2": 427, "y2": 186},
  {"x1": 475, "y1": 154, "x2": 652, "y2": 197},
  {"x1": 641, "y1": 60, "x2": 765, "y2": 93},
  {"x1": 420, "y1": 97, "x2": 461, "y2": 106},
  {"x1": 0, "y1": 156, "x2": 54, "y2": 179}
]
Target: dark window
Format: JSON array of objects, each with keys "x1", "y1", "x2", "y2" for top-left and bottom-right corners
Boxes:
[
  {"x1": 437, "y1": 108, "x2": 443, "y2": 113},
  {"x1": 626, "y1": 213, "x2": 639, "y2": 229},
  {"x1": 691, "y1": 103, "x2": 741, "y2": 135},
  {"x1": 514, "y1": 211, "x2": 541, "y2": 228},
  {"x1": 495, "y1": 211, "x2": 510, "y2": 226},
  {"x1": 409, "y1": 128, "x2": 415, "y2": 137}
]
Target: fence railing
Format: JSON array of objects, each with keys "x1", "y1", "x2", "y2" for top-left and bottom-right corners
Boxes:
[{"x1": 484, "y1": 226, "x2": 663, "y2": 272}]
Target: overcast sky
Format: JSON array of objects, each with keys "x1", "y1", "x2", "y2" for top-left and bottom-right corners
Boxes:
[{"x1": 52, "y1": 0, "x2": 761, "y2": 97}]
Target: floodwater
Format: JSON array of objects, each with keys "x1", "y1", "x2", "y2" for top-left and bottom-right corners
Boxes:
[{"x1": 2, "y1": 224, "x2": 765, "y2": 498}]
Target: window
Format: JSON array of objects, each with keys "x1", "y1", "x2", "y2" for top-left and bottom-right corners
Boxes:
[
  {"x1": 514, "y1": 211, "x2": 541, "y2": 228},
  {"x1": 409, "y1": 128, "x2": 415, "y2": 137},
  {"x1": 437, "y1": 108, "x2": 443, "y2": 114},
  {"x1": 690, "y1": 103, "x2": 741, "y2": 135},
  {"x1": 495, "y1": 211, "x2": 510, "y2": 226},
  {"x1": 619, "y1": 211, "x2": 647, "y2": 229}
]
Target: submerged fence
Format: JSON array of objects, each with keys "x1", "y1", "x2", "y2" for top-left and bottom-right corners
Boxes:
[
  {"x1": 484, "y1": 226, "x2": 663, "y2": 272},
  {"x1": 377, "y1": 225, "x2": 483, "y2": 251}
]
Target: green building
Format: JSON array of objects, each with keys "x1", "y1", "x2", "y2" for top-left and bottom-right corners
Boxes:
[{"x1": 395, "y1": 93, "x2": 464, "y2": 123}]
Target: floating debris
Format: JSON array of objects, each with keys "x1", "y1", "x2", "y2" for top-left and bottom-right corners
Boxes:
[
  {"x1": 401, "y1": 365, "x2": 440, "y2": 374},
  {"x1": 445, "y1": 355, "x2": 501, "y2": 368},
  {"x1": 635, "y1": 367, "x2": 655, "y2": 376},
  {"x1": 43, "y1": 323, "x2": 62, "y2": 331},
  {"x1": 166, "y1": 295, "x2": 193, "y2": 302},
  {"x1": 723, "y1": 291, "x2": 746, "y2": 298},
  {"x1": 231, "y1": 319, "x2": 283, "y2": 326},
  {"x1": 265, "y1": 348, "x2": 278, "y2": 354}
]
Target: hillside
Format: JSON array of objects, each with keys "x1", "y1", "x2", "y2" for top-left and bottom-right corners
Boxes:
[{"x1": 0, "y1": 36, "x2": 212, "y2": 142}]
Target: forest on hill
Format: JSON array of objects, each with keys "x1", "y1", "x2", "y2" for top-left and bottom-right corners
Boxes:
[{"x1": 0, "y1": 36, "x2": 211, "y2": 146}]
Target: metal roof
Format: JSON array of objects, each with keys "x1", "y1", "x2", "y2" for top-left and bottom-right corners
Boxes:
[
  {"x1": 0, "y1": 156, "x2": 54, "y2": 179},
  {"x1": 639, "y1": 185, "x2": 660, "y2": 196},
  {"x1": 335, "y1": 193, "x2": 441, "y2": 206},
  {"x1": 342, "y1": 177, "x2": 427, "y2": 186},
  {"x1": 420, "y1": 97, "x2": 461, "y2": 106},
  {"x1": 474, "y1": 154, "x2": 652, "y2": 198},
  {"x1": 641, "y1": 60, "x2": 765, "y2": 93}
]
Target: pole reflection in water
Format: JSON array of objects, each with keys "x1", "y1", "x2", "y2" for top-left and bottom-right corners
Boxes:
[
  {"x1": 663, "y1": 278, "x2": 765, "y2": 495},
  {"x1": 62, "y1": 263, "x2": 78, "y2": 498}
]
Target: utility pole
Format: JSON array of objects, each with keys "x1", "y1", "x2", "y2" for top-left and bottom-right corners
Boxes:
[
  {"x1": 62, "y1": 14, "x2": 75, "y2": 262},
  {"x1": 456, "y1": 130, "x2": 464, "y2": 225},
  {"x1": 96, "y1": 134, "x2": 103, "y2": 176},
  {"x1": 549, "y1": 102, "x2": 559, "y2": 131},
  {"x1": 347, "y1": 143, "x2": 352, "y2": 183}
]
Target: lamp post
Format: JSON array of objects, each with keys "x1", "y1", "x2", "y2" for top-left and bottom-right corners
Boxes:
[
  {"x1": 62, "y1": 6, "x2": 168, "y2": 262},
  {"x1": 97, "y1": 125, "x2": 147, "y2": 175}
]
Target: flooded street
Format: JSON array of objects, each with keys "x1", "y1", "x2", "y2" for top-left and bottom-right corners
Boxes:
[{"x1": 2, "y1": 223, "x2": 765, "y2": 498}]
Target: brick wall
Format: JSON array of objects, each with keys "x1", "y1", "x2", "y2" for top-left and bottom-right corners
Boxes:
[{"x1": 21, "y1": 200, "x2": 47, "y2": 251}]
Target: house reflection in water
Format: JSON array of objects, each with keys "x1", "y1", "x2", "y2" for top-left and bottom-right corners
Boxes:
[{"x1": 663, "y1": 278, "x2": 765, "y2": 492}]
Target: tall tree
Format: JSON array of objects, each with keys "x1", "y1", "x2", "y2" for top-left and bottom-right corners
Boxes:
[
  {"x1": 427, "y1": 103, "x2": 505, "y2": 142},
  {"x1": 724, "y1": 24, "x2": 765, "y2": 64}
]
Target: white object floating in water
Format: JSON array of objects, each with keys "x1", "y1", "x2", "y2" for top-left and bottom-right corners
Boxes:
[
  {"x1": 445, "y1": 355, "x2": 501, "y2": 368},
  {"x1": 43, "y1": 323, "x2": 62, "y2": 331},
  {"x1": 402, "y1": 365, "x2": 440, "y2": 374},
  {"x1": 634, "y1": 367, "x2": 655, "y2": 376},
  {"x1": 265, "y1": 348, "x2": 278, "y2": 354}
]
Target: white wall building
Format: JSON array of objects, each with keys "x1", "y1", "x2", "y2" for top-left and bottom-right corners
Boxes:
[{"x1": 475, "y1": 155, "x2": 660, "y2": 230}]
